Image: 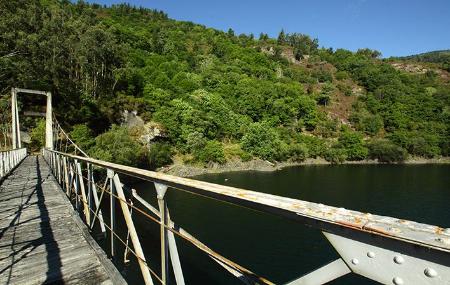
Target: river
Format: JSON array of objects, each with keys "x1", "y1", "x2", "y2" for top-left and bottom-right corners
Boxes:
[{"x1": 117, "y1": 164, "x2": 450, "y2": 284}]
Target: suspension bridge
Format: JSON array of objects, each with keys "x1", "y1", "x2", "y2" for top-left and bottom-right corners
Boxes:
[{"x1": 1, "y1": 88, "x2": 449, "y2": 285}]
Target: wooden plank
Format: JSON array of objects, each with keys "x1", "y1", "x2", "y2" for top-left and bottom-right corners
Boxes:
[{"x1": 0, "y1": 156, "x2": 126, "y2": 285}]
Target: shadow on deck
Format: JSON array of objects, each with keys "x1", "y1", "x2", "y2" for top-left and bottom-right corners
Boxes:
[{"x1": 0, "y1": 156, "x2": 117, "y2": 285}]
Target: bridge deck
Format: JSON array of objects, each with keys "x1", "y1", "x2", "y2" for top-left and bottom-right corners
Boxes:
[{"x1": 0, "y1": 156, "x2": 119, "y2": 285}]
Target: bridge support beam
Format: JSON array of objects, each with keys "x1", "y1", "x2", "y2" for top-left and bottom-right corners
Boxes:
[
  {"x1": 45, "y1": 92, "x2": 53, "y2": 150},
  {"x1": 11, "y1": 88, "x2": 21, "y2": 149}
]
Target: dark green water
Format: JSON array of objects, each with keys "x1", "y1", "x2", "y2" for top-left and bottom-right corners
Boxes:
[{"x1": 120, "y1": 164, "x2": 450, "y2": 284}]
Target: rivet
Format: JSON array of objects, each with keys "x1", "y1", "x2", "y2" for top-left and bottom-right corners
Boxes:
[
  {"x1": 436, "y1": 237, "x2": 450, "y2": 245},
  {"x1": 394, "y1": 256, "x2": 404, "y2": 264},
  {"x1": 351, "y1": 258, "x2": 359, "y2": 265},
  {"x1": 367, "y1": 251, "x2": 375, "y2": 258},
  {"x1": 392, "y1": 277, "x2": 404, "y2": 285},
  {"x1": 424, "y1": 268, "x2": 438, "y2": 278}
]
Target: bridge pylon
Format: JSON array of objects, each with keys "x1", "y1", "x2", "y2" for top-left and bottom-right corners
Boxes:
[{"x1": 11, "y1": 88, "x2": 53, "y2": 150}]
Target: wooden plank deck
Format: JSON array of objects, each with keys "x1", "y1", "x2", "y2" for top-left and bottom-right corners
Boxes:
[{"x1": 0, "y1": 156, "x2": 124, "y2": 285}]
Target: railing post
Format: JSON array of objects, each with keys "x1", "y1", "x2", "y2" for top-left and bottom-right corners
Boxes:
[
  {"x1": 87, "y1": 163, "x2": 93, "y2": 226},
  {"x1": 155, "y1": 183, "x2": 169, "y2": 285},
  {"x1": 90, "y1": 174, "x2": 107, "y2": 234},
  {"x1": 0, "y1": 152, "x2": 4, "y2": 177},
  {"x1": 76, "y1": 161, "x2": 90, "y2": 224},
  {"x1": 63, "y1": 156, "x2": 70, "y2": 195},
  {"x1": 107, "y1": 169, "x2": 116, "y2": 259},
  {"x1": 114, "y1": 175, "x2": 154, "y2": 285},
  {"x1": 56, "y1": 154, "x2": 62, "y2": 184},
  {"x1": 74, "y1": 159, "x2": 80, "y2": 212}
]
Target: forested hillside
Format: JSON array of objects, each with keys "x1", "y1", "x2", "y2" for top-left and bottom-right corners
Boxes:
[
  {"x1": 394, "y1": 50, "x2": 450, "y2": 71},
  {"x1": 1, "y1": 1, "x2": 449, "y2": 169}
]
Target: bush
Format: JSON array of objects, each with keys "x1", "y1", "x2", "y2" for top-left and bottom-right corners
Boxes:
[
  {"x1": 408, "y1": 136, "x2": 441, "y2": 158},
  {"x1": 388, "y1": 130, "x2": 441, "y2": 158},
  {"x1": 241, "y1": 122, "x2": 283, "y2": 161},
  {"x1": 368, "y1": 139, "x2": 408, "y2": 163},
  {"x1": 288, "y1": 143, "x2": 308, "y2": 162},
  {"x1": 335, "y1": 71, "x2": 349, "y2": 80},
  {"x1": 223, "y1": 144, "x2": 253, "y2": 161},
  {"x1": 29, "y1": 119, "x2": 46, "y2": 152},
  {"x1": 90, "y1": 125, "x2": 147, "y2": 167},
  {"x1": 337, "y1": 129, "x2": 368, "y2": 160},
  {"x1": 312, "y1": 69, "x2": 333, "y2": 83},
  {"x1": 296, "y1": 134, "x2": 326, "y2": 158},
  {"x1": 195, "y1": 140, "x2": 225, "y2": 164},
  {"x1": 324, "y1": 147, "x2": 347, "y2": 164},
  {"x1": 70, "y1": 124, "x2": 95, "y2": 152},
  {"x1": 148, "y1": 143, "x2": 173, "y2": 169},
  {"x1": 185, "y1": 131, "x2": 206, "y2": 153}
]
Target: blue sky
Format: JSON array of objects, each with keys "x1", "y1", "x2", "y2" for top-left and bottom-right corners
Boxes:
[{"x1": 86, "y1": 0, "x2": 450, "y2": 57}]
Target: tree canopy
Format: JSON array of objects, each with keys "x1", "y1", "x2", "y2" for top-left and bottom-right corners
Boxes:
[{"x1": 1, "y1": 0, "x2": 449, "y2": 167}]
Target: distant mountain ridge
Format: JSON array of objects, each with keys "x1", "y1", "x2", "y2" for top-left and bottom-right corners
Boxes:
[{"x1": 395, "y1": 50, "x2": 450, "y2": 64}]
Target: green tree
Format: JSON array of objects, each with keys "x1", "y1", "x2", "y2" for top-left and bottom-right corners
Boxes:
[
  {"x1": 70, "y1": 124, "x2": 95, "y2": 152},
  {"x1": 368, "y1": 139, "x2": 407, "y2": 163},
  {"x1": 30, "y1": 119, "x2": 46, "y2": 152},
  {"x1": 277, "y1": 29, "x2": 286, "y2": 44},
  {"x1": 241, "y1": 122, "x2": 284, "y2": 161},
  {"x1": 337, "y1": 128, "x2": 368, "y2": 161},
  {"x1": 148, "y1": 142, "x2": 173, "y2": 169},
  {"x1": 90, "y1": 125, "x2": 147, "y2": 167},
  {"x1": 195, "y1": 140, "x2": 225, "y2": 164},
  {"x1": 324, "y1": 147, "x2": 347, "y2": 164}
]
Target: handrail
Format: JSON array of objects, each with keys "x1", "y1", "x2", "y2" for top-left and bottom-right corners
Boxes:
[
  {"x1": 44, "y1": 148, "x2": 450, "y2": 252},
  {"x1": 0, "y1": 147, "x2": 26, "y2": 154},
  {"x1": 0, "y1": 148, "x2": 27, "y2": 180},
  {"x1": 43, "y1": 148, "x2": 450, "y2": 285}
]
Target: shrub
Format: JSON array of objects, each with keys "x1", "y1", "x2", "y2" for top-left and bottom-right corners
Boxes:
[
  {"x1": 324, "y1": 147, "x2": 347, "y2": 164},
  {"x1": 368, "y1": 139, "x2": 408, "y2": 163},
  {"x1": 314, "y1": 118, "x2": 338, "y2": 138},
  {"x1": 70, "y1": 124, "x2": 95, "y2": 152},
  {"x1": 337, "y1": 129, "x2": 368, "y2": 160},
  {"x1": 148, "y1": 143, "x2": 173, "y2": 169},
  {"x1": 185, "y1": 131, "x2": 207, "y2": 153},
  {"x1": 29, "y1": 119, "x2": 46, "y2": 152},
  {"x1": 195, "y1": 140, "x2": 225, "y2": 164},
  {"x1": 296, "y1": 134, "x2": 326, "y2": 158},
  {"x1": 312, "y1": 69, "x2": 333, "y2": 83},
  {"x1": 288, "y1": 143, "x2": 308, "y2": 162},
  {"x1": 408, "y1": 136, "x2": 441, "y2": 158},
  {"x1": 241, "y1": 122, "x2": 283, "y2": 161},
  {"x1": 90, "y1": 125, "x2": 147, "y2": 167},
  {"x1": 223, "y1": 143, "x2": 252, "y2": 161},
  {"x1": 335, "y1": 71, "x2": 349, "y2": 80}
]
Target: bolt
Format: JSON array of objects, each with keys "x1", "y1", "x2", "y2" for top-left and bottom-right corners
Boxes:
[
  {"x1": 392, "y1": 277, "x2": 404, "y2": 285},
  {"x1": 367, "y1": 251, "x2": 375, "y2": 258},
  {"x1": 424, "y1": 268, "x2": 438, "y2": 278},
  {"x1": 351, "y1": 258, "x2": 359, "y2": 265},
  {"x1": 394, "y1": 256, "x2": 404, "y2": 264}
]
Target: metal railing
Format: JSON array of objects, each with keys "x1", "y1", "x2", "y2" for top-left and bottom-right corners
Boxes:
[
  {"x1": 42, "y1": 148, "x2": 450, "y2": 285},
  {"x1": 0, "y1": 148, "x2": 27, "y2": 180}
]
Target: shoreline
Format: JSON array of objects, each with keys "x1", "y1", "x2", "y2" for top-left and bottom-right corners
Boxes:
[{"x1": 159, "y1": 157, "x2": 450, "y2": 178}]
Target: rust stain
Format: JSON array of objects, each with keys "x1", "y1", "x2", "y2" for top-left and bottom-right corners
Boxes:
[
  {"x1": 353, "y1": 217, "x2": 362, "y2": 224},
  {"x1": 364, "y1": 225, "x2": 394, "y2": 236},
  {"x1": 336, "y1": 220, "x2": 363, "y2": 229}
]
